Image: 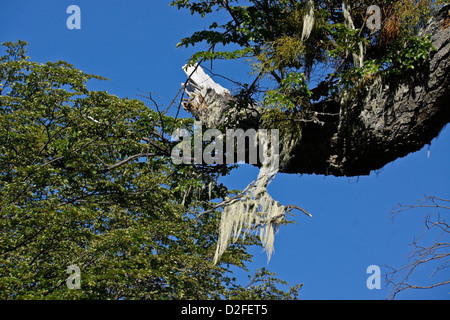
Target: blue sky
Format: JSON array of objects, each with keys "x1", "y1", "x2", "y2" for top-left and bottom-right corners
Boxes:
[{"x1": 1, "y1": 0, "x2": 449, "y2": 300}]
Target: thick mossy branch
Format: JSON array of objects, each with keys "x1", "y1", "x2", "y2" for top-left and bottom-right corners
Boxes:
[{"x1": 182, "y1": 5, "x2": 450, "y2": 177}]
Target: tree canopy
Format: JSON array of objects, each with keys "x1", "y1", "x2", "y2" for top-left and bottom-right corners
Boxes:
[
  {"x1": 0, "y1": 41, "x2": 302, "y2": 299},
  {"x1": 174, "y1": 0, "x2": 444, "y2": 98}
]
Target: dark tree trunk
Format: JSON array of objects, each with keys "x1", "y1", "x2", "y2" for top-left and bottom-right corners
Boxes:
[{"x1": 182, "y1": 6, "x2": 450, "y2": 177}]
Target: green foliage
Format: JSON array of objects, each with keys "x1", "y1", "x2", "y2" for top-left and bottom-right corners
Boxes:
[
  {"x1": 0, "y1": 41, "x2": 302, "y2": 299},
  {"x1": 225, "y1": 268, "x2": 304, "y2": 300},
  {"x1": 336, "y1": 34, "x2": 435, "y2": 91},
  {"x1": 382, "y1": 35, "x2": 436, "y2": 74},
  {"x1": 383, "y1": 0, "x2": 447, "y2": 37},
  {"x1": 185, "y1": 47, "x2": 255, "y2": 67}
]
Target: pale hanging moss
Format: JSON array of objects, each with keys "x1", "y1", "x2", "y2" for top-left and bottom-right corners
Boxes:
[
  {"x1": 213, "y1": 132, "x2": 286, "y2": 265},
  {"x1": 260, "y1": 108, "x2": 304, "y2": 169},
  {"x1": 279, "y1": 127, "x2": 302, "y2": 168},
  {"x1": 342, "y1": 1, "x2": 365, "y2": 67},
  {"x1": 301, "y1": 0, "x2": 315, "y2": 42}
]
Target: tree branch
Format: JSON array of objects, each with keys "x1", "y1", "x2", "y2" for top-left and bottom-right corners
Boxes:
[{"x1": 99, "y1": 153, "x2": 157, "y2": 172}]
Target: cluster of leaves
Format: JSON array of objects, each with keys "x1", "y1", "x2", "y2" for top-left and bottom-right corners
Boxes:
[
  {"x1": 171, "y1": 0, "x2": 445, "y2": 115},
  {"x1": 0, "y1": 41, "x2": 302, "y2": 299},
  {"x1": 263, "y1": 72, "x2": 312, "y2": 111},
  {"x1": 226, "y1": 268, "x2": 303, "y2": 300},
  {"x1": 380, "y1": 35, "x2": 436, "y2": 74},
  {"x1": 337, "y1": 34, "x2": 436, "y2": 90}
]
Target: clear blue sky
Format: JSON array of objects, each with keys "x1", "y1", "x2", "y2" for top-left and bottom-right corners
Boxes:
[{"x1": 1, "y1": 0, "x2": 449, "y2": 300}]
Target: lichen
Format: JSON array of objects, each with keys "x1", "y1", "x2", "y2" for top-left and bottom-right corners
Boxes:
[
  {"x1": 342, "y1": 1, "x2": 364, "y2": 67},
  {"x1": 301, "y1": 0, "x2": 315, "y2": 41}
]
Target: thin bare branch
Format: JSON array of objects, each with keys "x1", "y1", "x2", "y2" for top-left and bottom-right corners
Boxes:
[{"x1": 386, "y1": 196, "x2": 449, "y2": 299}]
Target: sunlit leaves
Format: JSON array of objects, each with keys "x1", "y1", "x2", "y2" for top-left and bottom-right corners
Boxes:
[
  {"x1": 173, "y1": 0, "x2": 445, "y2": 112},
  {"x1": 263, "y1": 72, "x2": 312, "y2": 111}
]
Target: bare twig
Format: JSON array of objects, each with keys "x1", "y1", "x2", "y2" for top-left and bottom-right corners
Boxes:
[
  {"x1": 99, "y1": 152, "x2": 157, "y2": 172},
  {"x1": 386, "y1": 196, "x2": 449, "y2": 299}
]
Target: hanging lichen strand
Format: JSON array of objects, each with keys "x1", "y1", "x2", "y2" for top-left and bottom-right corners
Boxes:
[
  {"x1": 301, "y1": 0, "x2": 315, "y2": 41},
  {"x1": 213, "y1": 131, "x2": 285, "y2": 265},
  {"x1": 342, "y1": 1, "x2": 365, "y2": 67}
]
